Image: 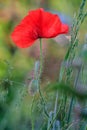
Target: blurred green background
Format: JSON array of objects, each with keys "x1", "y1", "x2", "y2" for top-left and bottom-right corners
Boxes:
[{"x1": 0, "y1": 0, "x2": 87, "y2": 129}]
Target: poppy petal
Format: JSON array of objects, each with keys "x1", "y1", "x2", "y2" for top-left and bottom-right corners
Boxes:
[
  {"x1": 11, "y1": 9, "x2": 42, "y2": 48},
  {"x1": 11, "y1": 8, "x2": 69, "y2": 48},
  {"x1": 11, "y1": 24, "x2": 36, "y2": 48},
  {"x1": 60, "y1": 24, "x2": 69, "y2": 34},
  {"x1": 40, "y1": 11, "x2": 62, "y2": 38}
]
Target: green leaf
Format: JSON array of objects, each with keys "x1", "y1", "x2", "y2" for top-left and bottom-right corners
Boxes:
[{"x1": 47, "y1": 82, "x2": 87, "y2": 100}]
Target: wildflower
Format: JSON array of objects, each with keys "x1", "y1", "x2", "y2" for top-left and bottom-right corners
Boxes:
[{"x1": 11, "y1": 8, "x2": 69, "y2": 48}]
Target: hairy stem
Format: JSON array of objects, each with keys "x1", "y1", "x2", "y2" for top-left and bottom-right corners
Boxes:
[{"x1": 38, "y1": 39, "x2": 49, "y2": 117}]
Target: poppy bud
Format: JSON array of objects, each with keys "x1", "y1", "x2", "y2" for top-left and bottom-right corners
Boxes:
[{"x1": 28, "y1": 79, "x2": 39, "y2": 96}]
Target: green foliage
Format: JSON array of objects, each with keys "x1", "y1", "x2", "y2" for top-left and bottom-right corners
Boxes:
[{"x1": 47, "y1": 82, "x2": 87, "y2": 100}]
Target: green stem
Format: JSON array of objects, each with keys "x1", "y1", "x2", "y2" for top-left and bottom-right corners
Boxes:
[
  {"x1": 39, "y1": 38, "x2": 43, "y2": 77},
  {"x1": 67, "y1": 67, "x2": 81, "y2": 124},
  {"x1": 38, "y1": 38, "x2": 49, "y2": 118},
  {"x1": 47, "y1": 94, "x2": 61, "y2": 130},
  {"x1": 31, "y1": 95, "x2": 35, "y2": 130},
  {"x1": 54, "y1": 92, "x2": 58, "y2": 114}
]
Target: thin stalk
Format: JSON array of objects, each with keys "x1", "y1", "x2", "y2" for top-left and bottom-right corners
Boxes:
[
  {"x1": 54, "y1": 92, "x2": 58, "y2": 114},
  {"x1": 39, "y1": 38, "x2": 43, "y2": 77},
  {"x1": 67, "y1": 67, "x2": 81, "y2": 124},
  {"x1": 38, "y1": 38, "x2": 49, "y2": 118},
  {"x1": 31, "y1": 95, "x2": 35, "y2": 130},
  {"x1": 47, "y1": 98, "x2": 62, "y2": 130},
  {"x1": 52, "y1": 92, "x2": 58, "y2": 129}
]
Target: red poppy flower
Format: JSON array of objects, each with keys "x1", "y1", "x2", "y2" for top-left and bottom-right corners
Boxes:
[{"x1": 11, "y1": 8, "x2": 69, "y2": 48}]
